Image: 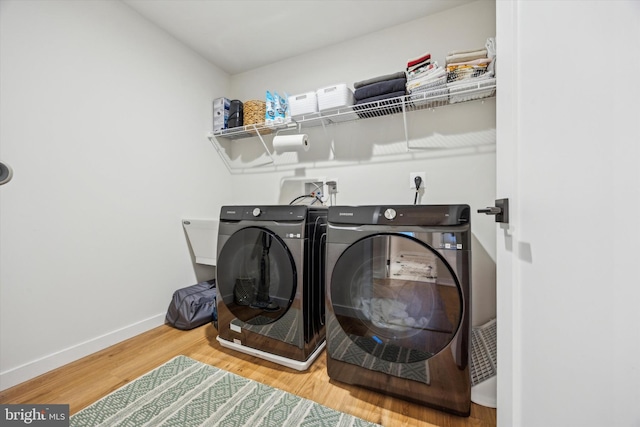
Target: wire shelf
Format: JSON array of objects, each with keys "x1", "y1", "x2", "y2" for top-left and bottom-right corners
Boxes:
[{"x1": 212, "y1": 79, "x2": 496, "y2": 141}]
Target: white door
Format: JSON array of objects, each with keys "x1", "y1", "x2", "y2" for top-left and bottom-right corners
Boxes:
[{"x1": 495, "y1": 1, "x2": 640, "y2": 426}]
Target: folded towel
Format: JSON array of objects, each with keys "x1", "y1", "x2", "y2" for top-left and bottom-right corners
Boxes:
[
  {"x1": 354, "y1": 90, "x2": 407, "y2": 105},
  {"x1": 445, "y1": 49, "x2": 488, "y2": 65},
  {"x1": 354, "y1": 78, "x2": 407, "y2": 101},
  {"x1": 446, "y1": 63, "x2": 489, "y2": 83},
  {"x1": 354, "y1": 71, "x2": 406, "y2": 89},
  {"x1": 406, "y1": 62, "x2": 438, "y2": 80},
  {"x1": 407, "y1": 75, "x2": 447, "y2": 93},
  {"x1": 485, "y1": 37, "x2": 496, "y2": 59},
  {"x1": 406, "y1": 69, "x2": 447, "y2": 90},
  {"x1": 447, "y1": 47, "x2": 486, "y2": 56},
  {"x1": 407, "y1": 52, "x2": 431, "y2": 68},
  {"x1": 446, "y1": 57, "x2": 490, "y2": 68},
  {"x1": 407, "y1": 59, "x2": 432, "y2": 73},
  {"x1": 485, "y1": 37, "x2": 496, "y2": 75}
]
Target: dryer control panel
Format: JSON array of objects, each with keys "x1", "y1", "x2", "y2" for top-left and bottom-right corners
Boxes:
[{"x1": 328, "y1": 205, "x2": 470, "y2": 226}]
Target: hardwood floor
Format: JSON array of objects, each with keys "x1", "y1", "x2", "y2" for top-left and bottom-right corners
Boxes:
[{"x1": 0, "y1": 324, "x2": 496, "y2": 427}]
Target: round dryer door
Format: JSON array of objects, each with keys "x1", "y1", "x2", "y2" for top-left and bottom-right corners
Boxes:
[
  {"x1": 330, "y1": 233, "x2": 462, "y2": 362},
  {"x1": 217, "y1": 227, "x2": 296, "y2": 325}
]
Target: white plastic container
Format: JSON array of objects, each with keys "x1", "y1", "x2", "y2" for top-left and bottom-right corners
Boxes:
[
  {"x1": 316, "y1": 83, "x2": 354, "y2": 111},
  {"x1": 288, "y1": 92, "x2": 318, "y2": 118}
]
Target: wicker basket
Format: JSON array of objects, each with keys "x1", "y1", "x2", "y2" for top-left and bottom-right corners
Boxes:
[{"x1": 243, "y1": 100, "x2": 266, "y2": 126}]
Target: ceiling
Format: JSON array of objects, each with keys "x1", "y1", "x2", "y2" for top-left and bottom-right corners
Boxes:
[{"x1": 122, "y1": 0, "x2": 475, "y2": 75}]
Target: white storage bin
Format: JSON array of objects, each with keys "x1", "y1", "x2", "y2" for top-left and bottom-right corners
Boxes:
[
  {"x1": 288, "y1": 92, "x2": 318, "y2": 118},
  {"x1": 316, "y1": 83, "x2": 354, "y2": 111}
]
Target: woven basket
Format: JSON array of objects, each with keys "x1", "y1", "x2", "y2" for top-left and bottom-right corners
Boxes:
[{"x1": 243, "y1": 100, "x2": 266, "y2": 126}]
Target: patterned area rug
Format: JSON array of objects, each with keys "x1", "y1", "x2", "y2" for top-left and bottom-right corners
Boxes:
[{"x1": 70, "y1": 356, "x2": 381, "y2": 427}]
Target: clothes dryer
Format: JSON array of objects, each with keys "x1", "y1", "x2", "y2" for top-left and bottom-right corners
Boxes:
[
  {"x1": 216, "y1": 205, "x2": 327, "y2": 370},
  {"x1": 325, "y1": 205, "x2": 471, "y2": 416}
]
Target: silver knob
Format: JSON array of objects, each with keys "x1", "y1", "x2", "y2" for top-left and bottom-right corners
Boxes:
[
  {"x1": 252, "y1": 208, "x2": 261, "y2": 217},
  {"x1": 384, "y1": 208, "x2": 396, "y2": 220}
]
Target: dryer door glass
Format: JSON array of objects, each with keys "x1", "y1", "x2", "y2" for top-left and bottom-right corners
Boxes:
[
  {"x1": 217, "y1": 227, "x2": 296, "y2": 325},
  {"x1": 330, "y1": 233, "x2": 462, "y2": 362}
]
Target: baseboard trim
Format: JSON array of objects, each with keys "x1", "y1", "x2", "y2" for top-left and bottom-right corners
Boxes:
[{"x1": 0, "y1": 313, "x2": 165, "y2": 391}]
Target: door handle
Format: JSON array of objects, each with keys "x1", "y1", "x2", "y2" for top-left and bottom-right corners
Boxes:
[
  {"x1": 478, "y1": 198, "x2": 509, "y2": 224},
  {"x1": 0, "y1": 161, "x2": 13, "y2": 186},
  {"x1": 478, "y1": 207, "x2": 501, "y2": 215}
]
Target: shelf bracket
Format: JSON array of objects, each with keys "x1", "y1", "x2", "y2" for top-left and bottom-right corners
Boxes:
[
  {"x1": 207, "y1": 132, "x2": 234, "y2": 172},
  {"x1": 401, "y1": 98, "x2": 410, "y2": 151},
  {"x1": 250, "y1": 124, "x2": 276, "y2": 166},
  {"x1": 319, "y1": 119, "x2": 336, "y2": 160}
]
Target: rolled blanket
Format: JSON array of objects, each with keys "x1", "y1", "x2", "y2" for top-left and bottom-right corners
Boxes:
[
  {"x1": 354, "y1": 71, "x2": 406, "y2": 89},
  {"x1": 354, "y1": 78, "x2": 407, "y2": 101}
]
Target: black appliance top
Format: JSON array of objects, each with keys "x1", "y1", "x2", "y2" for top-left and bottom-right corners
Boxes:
[
  {"x1": 327, "y1": 205, "x2": 470, "y2": 226},
  {"x1": 220, "y1": 205, "x2": 327, "y2": 222}
]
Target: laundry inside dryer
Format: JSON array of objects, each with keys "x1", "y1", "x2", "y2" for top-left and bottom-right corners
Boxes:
[
  {"x1": 325, "y1": 205, "x2": 471, "y2": 416},
  {"x1": 331, "y1": 234, "x2": 460, "y2": 360}
]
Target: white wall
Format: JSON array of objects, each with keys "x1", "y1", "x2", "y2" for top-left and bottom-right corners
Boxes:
[
  {"x1": 0, "y1": 0, "x2": 232, "y2": 390},
  {"x1": 496, "y1": 1, "x2": 640, "y2": 426},
  {"x1": 224, "y1": 0, "x2": 497, "y2": 326}
]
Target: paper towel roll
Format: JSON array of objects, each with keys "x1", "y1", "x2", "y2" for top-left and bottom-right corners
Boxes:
[{"x1": 273, "y1": 134, "x2": 309, "y2": 152}]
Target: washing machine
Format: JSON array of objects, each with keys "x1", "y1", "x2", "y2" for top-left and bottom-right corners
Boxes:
[
  {"x1": 325, "y1": 204, "x2": 471, "y2": 416},
  {"x1": 216, "y1": 205, "x2": 327, "y2": 370}
]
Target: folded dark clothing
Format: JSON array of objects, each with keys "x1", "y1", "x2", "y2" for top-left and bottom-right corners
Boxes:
[
  {"x1": 353, "y1": 91, "x2": 406, "y2": 119},
  {"x1": 354, "y1": 78, "x2": 407, "y2": 101},
  {"x1": 354, "y1": 71, "x2": 406, "y2": 89},
  {"x1": 354, "y1": 90, "x2": 407, "y2": 105}
]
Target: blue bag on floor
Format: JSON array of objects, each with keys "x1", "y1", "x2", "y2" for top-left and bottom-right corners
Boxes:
[{"x1": 165, "y1": 280, "x2": 217, "y2": 330}]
